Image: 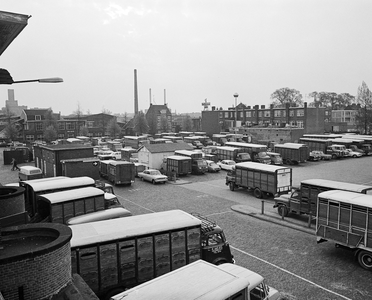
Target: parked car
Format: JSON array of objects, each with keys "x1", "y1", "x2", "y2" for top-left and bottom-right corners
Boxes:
[
  {"x1": 138, "y1": 169, "x2": 168, "y2": 184},
  {"x1": 98, "y1": 151, "x2": 114, "y2": 160},
  {"x1": 312, "y1": 150, "x2": 332, "y2": 160},
  {"x1": 345, "y1": 148, "x2": 363, "y2": 158},
  {"x1": 217, "y1": 159, "x2": 236, "y2": 171},
  {"x1": 308, "y1": 151, "x2": 321, "y2": 161},
  {"x1": 111, "y1": 151, "x2": 122, "y2": 160},
  {"x1": 205, "y1": 160, "x2": 221, "y2": 172}
]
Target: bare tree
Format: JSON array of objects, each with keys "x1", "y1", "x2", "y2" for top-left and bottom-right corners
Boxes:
[
  {"x1": 134, "y1": 111, "x2": 149, "y2": 135},
  {"x1": 270, "y1": 88, "x2": 303, "y2": 107},
  {"x1": 106, "y1": 119, "x2": 121, "y2": 138},
  {"x1": 355, "y1": 81, "x2": 372, "y2": 134}
]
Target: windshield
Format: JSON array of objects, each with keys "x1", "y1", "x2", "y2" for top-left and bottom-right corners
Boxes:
[
  {"x1": 240, "y1": 153, "x2": 251, "y2": 160},
  {"x1": 258, "y1": 151, "x2": 268, "y2": 158}
]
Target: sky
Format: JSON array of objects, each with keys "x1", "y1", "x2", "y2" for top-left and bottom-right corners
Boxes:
[{"x1": 1, "y1": 1, "x2": 372, "y2": 116}]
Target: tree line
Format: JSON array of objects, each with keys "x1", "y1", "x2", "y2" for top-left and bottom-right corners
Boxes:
[{"x1": 270, "y1": 81, "x2": 372, "y2": 134}]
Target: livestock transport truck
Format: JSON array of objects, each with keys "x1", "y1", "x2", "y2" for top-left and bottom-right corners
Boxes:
[
  {"x1": 70, "y1": 210, "x2": 234, "y2": 299},
  {"x1": 316, "y1": 190, "x2": 372, "y2": 271},
  {"x1": 273, "y1": 179, "x2": 372, "y2": 218},
  {"x1": 273, "y1": 143, "x2": 309, "y2": 164},
  {"x1": 226, "y1": 162, "x2": 292, "y2": 198}
]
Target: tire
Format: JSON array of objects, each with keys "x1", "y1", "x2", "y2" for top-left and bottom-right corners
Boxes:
[
  {"x1": 277, "y1": 205, "x2": 289, "y2": 217},
  {"x1": 152, "y1": 180, "x2": 156, "y2": 185},
  {"x1": 140, "y1": 177, "x2": 144, "y2": 181},
  {"x1": 357, "y1": 250, "x2": 372, "y2": 270},
  {"x1": 229, "y1": 182, "x2": 235, "y2": 191},
  {"x1": 253, "y1": 188, "x2": 262, "y2": 198},
  {"x1": 352, "y1": 155, "x2": 357, "y2": 158},
  {"x1": 332, "y1": 154, "x2": 337, "y2": 159}
]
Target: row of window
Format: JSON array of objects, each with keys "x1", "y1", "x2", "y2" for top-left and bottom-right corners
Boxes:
[
  {"x1": 219, "y1": 109, "x2": 305, "y2": 119},
  {"x1": 25, "y1": 132, "x2": 104, "y2": 142}
]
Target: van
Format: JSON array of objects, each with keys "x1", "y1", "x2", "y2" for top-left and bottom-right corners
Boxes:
[{"x1": 18, "y1": 166, "x2": 43, "y2": 181}]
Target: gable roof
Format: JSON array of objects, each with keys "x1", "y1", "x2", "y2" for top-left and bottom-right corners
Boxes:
[{"x1": 141, "y1": 142, "x2": 194, "y2": 153}]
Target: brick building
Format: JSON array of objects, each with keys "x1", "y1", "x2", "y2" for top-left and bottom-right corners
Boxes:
[
  {"x1": 33, "y1": 144, "x2": 94, "y2": 177},
  {"x1": 145, "y1": 104, "x2": 172, "y2": 134},
  {"x1": 201, "y1": 103, "x2": 326, "y2": 137}
]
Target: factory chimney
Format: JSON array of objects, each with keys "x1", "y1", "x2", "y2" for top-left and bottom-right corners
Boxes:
[
  {"x1": 134, "y1": 69, "x2": 138, "y2": 114},
  {"x1": 164, "y1": 89, "x2": 167, "y2": 106}
]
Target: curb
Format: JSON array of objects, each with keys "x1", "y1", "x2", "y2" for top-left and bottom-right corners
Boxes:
[{"x1": 231, "y1": 205, "x2": 315, "y2": 235}]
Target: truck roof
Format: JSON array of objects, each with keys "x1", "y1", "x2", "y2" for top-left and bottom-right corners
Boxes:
[
  {"x1": 166, "y1": 155, "x2": 192, "y2": 161},
  {"x1": 318, "y1": 190, "x2": 372, "y2": 208},
  {"x1": 37, "y1": 186, "x2": 104, "y2": 204},
  {"x1": 275, "y1": 143, "x2": 307, "y2": 149},
  {"x1": 302, "y1": 179, "x2": 372, "y2": 193},
  {"x1": 70, "y1": 209, "x2": 201, "y2": 248},
  {"x1": 111, "y1": 260, "x2": 250, "y2": 300},
  {"x1": 235, "y1": 161, "x2": 291, "y2": 172}
]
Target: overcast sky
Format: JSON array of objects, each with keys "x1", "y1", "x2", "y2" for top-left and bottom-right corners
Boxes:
[{"x1": 1, "y1": 1, "x2": 372, "y2": 116}]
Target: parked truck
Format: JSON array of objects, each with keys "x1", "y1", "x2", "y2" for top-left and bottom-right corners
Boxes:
[
  {"x1": 112, "y1": 260, "x2": 280, "y2": 300},
  {"x1": 273, "y1": 179, "x2": 372, "y2": 217},
  {"x1": 325, "y1": 144, "x2": 347, "y2": 159},
  {"x1": 273, "y1": 143, "x2": 309, "y2": 164},
  {"x1": 215, "y1": 146, "x2": 251, "y2": 163},
  {"x1": 226, "y1": 162, "x2": 292, "y2": 198},
  {"x1": 30, "y1": 186, "x2": 131, "y2": 224},
  {"x1": 70, "y1": 210, "x2": 235, "y2": 299},
  {"x1": 316, "y1": 190, "x2": 372, "y2": 271},
  {"x1": 107, "y1": 161, "x2": 135, "y2": 185},
  {"x1": 174, "y1": 150, "x2": 207, "y2": 174},
  {"x1": 225, "y1": 142, "x2": 271, "y2": 164},
  {"x1": 160, "y1": 155, "x2": 192, "y2": 177}
]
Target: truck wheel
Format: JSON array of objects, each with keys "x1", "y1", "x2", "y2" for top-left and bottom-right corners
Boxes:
[
  {"x1": 357, "y1": 250, "x2": 372, "y2": 270},
  {"x1": 332, "y1": 154, "x2": 337, "y2": 159},
  {"x1": 229, "y1": 182, "x2": 235, "y2": 191},
  {"x1": 253, "y1": 188, "x2": 262, "y2": 198},
  {"x1": 277, "y1": 205, "x2": 289, "y2": 217}
]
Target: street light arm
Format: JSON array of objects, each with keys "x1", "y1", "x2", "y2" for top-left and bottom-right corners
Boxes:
[{"x1": 12, "y1": 77, "x2": 63, "y2": 84}]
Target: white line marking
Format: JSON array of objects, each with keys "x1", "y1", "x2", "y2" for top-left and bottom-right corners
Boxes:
[
  {"x1": 116, "y1": 194, "x2": 155, "y2": 213},
  {"x1": 231, "y1": 246, "x2": 352, "y2": 300}
]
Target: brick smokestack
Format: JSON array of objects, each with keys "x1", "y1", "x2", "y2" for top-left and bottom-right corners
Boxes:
[{"x1": 134, "y1": 69, "x2": 138, "y2": 114}]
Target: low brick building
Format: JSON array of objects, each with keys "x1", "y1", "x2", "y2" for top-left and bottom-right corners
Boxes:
[{"x1": 33, "y1": 144, "x2": 94, "y2": 177}]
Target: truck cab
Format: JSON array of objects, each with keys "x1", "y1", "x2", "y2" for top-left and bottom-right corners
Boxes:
[
  {"x1": 326, "y1": 144, "x2": 347, "y2": 159},
  {"x1": 236, "y1": 152, "x2": 252, "y2": 163},
  {"x1": 254, "y1": 151, "x2": 271, "y2": 164},
  {"x1": 192, "y1": 212, "x2": 235, "y2": 265}
]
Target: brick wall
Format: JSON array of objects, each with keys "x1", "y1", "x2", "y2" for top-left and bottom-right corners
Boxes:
[{"x1": 0, "y1": 239, "x2": 71, "y2": 300}]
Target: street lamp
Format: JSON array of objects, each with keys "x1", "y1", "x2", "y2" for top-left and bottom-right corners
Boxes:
[
  {"x1": 12, "y1": 77, "x2": 63, "y2": 84},
  {"x1": 0, "y1": 68, "x2": 63, "y2": 84},
  {"x1": 233, "y1": 93, "x2": 239, "y2": 133}
]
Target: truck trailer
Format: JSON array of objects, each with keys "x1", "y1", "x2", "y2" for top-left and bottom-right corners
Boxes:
[
  {"x1": 226, "y1": 162, "x2": 292, "y2": 198},
  {"x1": 70, "y1": 210, "x2": 235, "y2": 299},
  {"x1": 107, "y1": 161, "x2": 135, "y2": 185},
  {"x1": 273, "y1": 143, "x2": 309, "y2": 164},
  {"x1": 316, "y1": 190, "x2": 372, "y2": 271}
]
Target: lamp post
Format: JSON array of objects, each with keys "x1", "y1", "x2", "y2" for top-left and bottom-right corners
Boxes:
[
  {"x1": 12, "y1": 77, "x2": 63, "y2": 84},
  {"x1": 233, "y1": 93, "x2": 239, "y2": 133}
]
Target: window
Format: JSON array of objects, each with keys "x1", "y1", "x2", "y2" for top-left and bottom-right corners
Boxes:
[
  {"x1": 297, "y1": 121, "x2": 304, "y2": 128},
  {"x1": 36, "y1": 123, "x2": 43, "y2": 131},
  {"x1": 66, "y1": 123, "x2": 75, "y2": 130},
  {"x1": 289, "y1": 110, "x2": 294, "y2": 117},
  {"x1": 219, "y1": 112, "x2": 223, "y2": 118},
  {"x1": 264, "y1": 111, "x2": 270, "y2": 117},
  {"x1": 297, "y1": 109, "x2": 304, "y2": 116},
  {"x1": 58, "y1": 134, "x2": 65, "y2": 139},
  {"x1": 35, "y1": 115, "x2": 41, "y2": 121},
  {"x1": 282, "y1": 110, "x2": 286, "y2": 117},
  {"x1": 225, "y1": 112, "x2": 229, "y2": 118},
  {"x1": 258, "y1": 111, "x2": 262, "y2": 117},
  {"x1": 274, "y1": 110, "x2": 281, "y2": 117},
  {"x1": 246, "y1": 111, "x2": 251, "y2": 118},
  {"x1": 68, "y1": 132, "x2": 75, "y2": 138},
  {"x1": 239, "y1": 111, "x2": 243, "y2": 118},
  {"x1": 87, "y1": 121, "x2": 94, "y2": 128},
  {"x1": 36, "y1": 134, "x2": 43, "y2": 140},
  {"x1": 26, "y1": 135, "x2": 34, "y2": 142},
  {"x1": 58, "y1": 123, "x2": 65, "y2": 130},
  {"x1": 24, "y1": 123, "x2": 29, "y2": 130}
]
